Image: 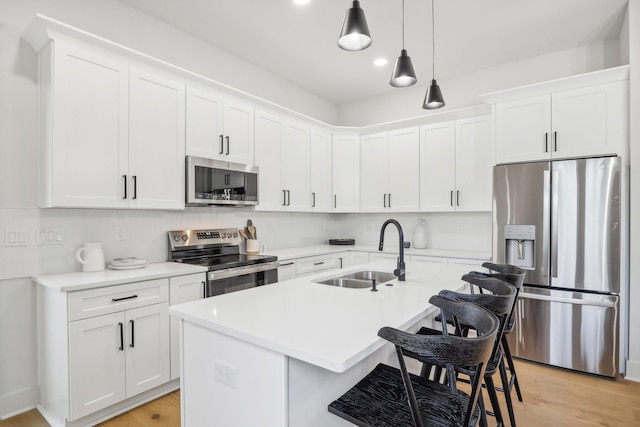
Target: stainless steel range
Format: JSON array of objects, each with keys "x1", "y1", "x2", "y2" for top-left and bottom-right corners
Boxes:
[{"x1": 168, "y1": 228, "x2": 279, "y2": 297}]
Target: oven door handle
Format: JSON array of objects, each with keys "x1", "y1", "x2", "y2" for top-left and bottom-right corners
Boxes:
[{"x1": 208, "y1": 262, "x2": 281, "y2": 280}]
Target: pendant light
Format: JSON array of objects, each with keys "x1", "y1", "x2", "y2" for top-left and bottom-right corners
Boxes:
[
  {"x1": 338, "y1": 1, "x2": 372, "y2": 51},
  {"x1": 390, "y1": 0, "x2": 417, "y2": 87},
  {"x1": 423, "y1": 0, "x2": 445, "y2": 109}
]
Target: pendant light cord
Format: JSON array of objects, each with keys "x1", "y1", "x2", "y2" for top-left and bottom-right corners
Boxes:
[
  {"x1": 431, "y1": 0, "x2": 435, "y2": 78},
  {"x1": 402, "y1": 0, "x2": 405, "y2": 49}
]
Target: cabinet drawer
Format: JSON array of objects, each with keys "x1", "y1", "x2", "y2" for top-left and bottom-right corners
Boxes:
[
  {"x1": 69, "y1": 279, "x2": 169, "y2": 321},
  {"x1": 296, "y1": 254, "x2": 342, "y2": 277}
]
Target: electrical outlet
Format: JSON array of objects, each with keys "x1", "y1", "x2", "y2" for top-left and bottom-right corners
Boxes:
[
  {"x1": 456, "y1": 224, "x2": 463, "y2": 233},
  {"x1": 214, "y1": 360, "x2": 237, "y2": 388},
  {"x1": 4, "y1": 228, "x2": 28, "y2": 247},
  {"x1": 116, "y1": 228, "x2": 124, "y2": 241}
]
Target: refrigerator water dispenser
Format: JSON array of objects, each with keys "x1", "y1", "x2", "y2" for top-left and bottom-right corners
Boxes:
[{"x1": 504, "y1": 225, "x2": 535, "y2": 269}]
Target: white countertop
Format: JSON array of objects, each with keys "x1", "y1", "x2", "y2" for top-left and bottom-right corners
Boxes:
[
  {"x1": 169, "y1": 260, "x2": 473, "y2": 373},
  {"x1": 266, "y1": 244, "x2": 491, "y2": 261},
  {"x1": 33, "y1": 262, "x2": 207, "y2": 292}
]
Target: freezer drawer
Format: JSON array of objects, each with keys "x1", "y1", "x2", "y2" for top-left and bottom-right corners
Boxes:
[{"x1": 507, "y1": 287, "x2": 619, "y2": 377}]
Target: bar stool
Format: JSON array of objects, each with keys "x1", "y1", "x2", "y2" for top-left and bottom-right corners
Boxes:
[
  {"x1": 328, "y1": 295, "x2": 499, "y2": 427},
  {"x1": 418, "y1": 274, "x2": 516, "y2": 427}
]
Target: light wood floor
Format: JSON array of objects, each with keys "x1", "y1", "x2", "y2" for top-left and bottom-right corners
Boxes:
[{"x1": 2, "y1": 360, "x2": 640, "y2": 426}]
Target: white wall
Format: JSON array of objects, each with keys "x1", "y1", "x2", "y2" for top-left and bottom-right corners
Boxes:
[
  {"x1": 625, "y1": 0, "x2": 640, "y2": 381},
  {"x1": 338, "y1": 39, "x2": 623, "y2": 126}
]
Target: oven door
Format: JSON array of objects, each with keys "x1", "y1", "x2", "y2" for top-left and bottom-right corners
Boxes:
[{"x1": 206, "y1": 262, "x2": 279, "y2": 297}]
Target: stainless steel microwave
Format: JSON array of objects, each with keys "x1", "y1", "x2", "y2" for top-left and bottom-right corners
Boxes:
[{"x1": 185, "y1": 156, "x2": 259, "y2": 206}]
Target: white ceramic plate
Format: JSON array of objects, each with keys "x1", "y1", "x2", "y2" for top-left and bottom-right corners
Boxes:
[
  {"x1": 111, "y1": 257, "x2": 148, "y2": 267},
  {"x1": 108, "y1": 263, "x2": 148, "y2": 270}
]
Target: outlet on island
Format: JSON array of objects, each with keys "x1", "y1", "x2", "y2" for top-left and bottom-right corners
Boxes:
[{"x1": 214, "y1": 359, "x2": 238, "y2": 388}]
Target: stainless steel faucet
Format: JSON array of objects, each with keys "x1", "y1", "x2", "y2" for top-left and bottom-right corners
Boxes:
[{"x1": 378, "y1": 219, "x2": 406, "y2": 281}]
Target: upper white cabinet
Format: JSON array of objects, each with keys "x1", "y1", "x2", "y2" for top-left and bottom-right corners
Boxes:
[
  {"x1": 488, "y1": 67, "x2": 628, "y2": 164},
  {"x1": 185, "y1": 87, "x2": 254, "y2": 164},
  {"x1": 332, "y1": 133, "x2": 360, "y2": 212},
  {"x1": 33, "y1": 41, "x2": 185, "y2": 210},
  {"x1": 254, "y1": 109, "x2": 309, "y2": 211},
  {"x1": 360, "y1": 128, "x2": 419, "y2": 212},
  {"x1": 309, "y1": 129, "x2": 333, "y2": 212},
  {"x1": 420, "y1": 115, "x2": 493, "y2": 212}
]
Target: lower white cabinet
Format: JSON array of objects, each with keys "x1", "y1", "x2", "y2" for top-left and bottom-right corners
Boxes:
[
  {"x1": 277, "y1": 260, "x2": 297, "y2": 282},
  {"x1": 38, "y1": 277, "x2": 174, "y2": 424},
  {"x1": 409, "y1": 255, "x2": 448, "y2": 265},
  {"x1": 349, "y1": 251, "x2": 370, "y2": 266},
  {"x1": 169, "y1": 273, "x2": 206, "y2": 380},
  {"x1": 296, "y1": 253, "x2": 345, "y2": 277}
]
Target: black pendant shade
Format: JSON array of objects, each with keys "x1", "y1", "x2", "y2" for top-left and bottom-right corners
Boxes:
[
  {"x1": 338, "y1": 1, "x2": 372, "y2": 51},
  {"x1": 390, "y1": 49, "x2": 417, "y2": 87},
  {"x1": 423, "y1": 79, "x2": 445, "y2": 109}
]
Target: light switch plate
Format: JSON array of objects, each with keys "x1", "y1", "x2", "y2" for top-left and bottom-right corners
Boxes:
[{"x1": 5, "y1": 228, "x2": 28, "y2": 247}]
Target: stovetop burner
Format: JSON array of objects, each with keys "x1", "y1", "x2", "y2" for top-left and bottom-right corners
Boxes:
[{"x1": 168, "y1": 228, "x2": 277, "y2": 271}]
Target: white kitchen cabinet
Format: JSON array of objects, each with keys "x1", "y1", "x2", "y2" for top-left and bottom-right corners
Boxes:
[
  {"x1": 34, "y1": 41, "x2": 185, "y2": 210},
  {"x1": 369, "y1": 252, "x2": 399, "y2": 262},
  {"x1": 492, "y1": 72, "x2": 627, "y2": 164},
  {"x1": 349, "y1": 251, "x2": 370, "y2": 266},
  {"x1": 409, "y1": 255, "x2": 448, "y2": 265},
  {"x1": 332, "y1": 133, "x2": 360, "y2": 212},
  {"x1": 360, "y1": 128, "x2": 420, "y2": 212},
  {"x1": 254, "y1": 110, "x2": 309, "y2": 211},
  {"x1": 277, "y1": 260, "x2": 297, "y2": 282},
  {"x1": 296, "y1": 253, "x2": 344, "y2": 277},
  {"x1": 447, "y1": 258, "x2": 487, "y2": 268},
  {"x1": 185, "y1": 87, "x2": 254, "y2": 164},
  {"x1": 66, "y1": 279, "x2": 170, "y2": 421},
  {"x1": 420, "y1": 116, "x2": 492, "y2": 212},
  {"x1": 169, "y1": 273, "x2": 206, "y2": 380},
  {"x1": 309, "y1": 129, "x2": 333, "y2": 211},
  {"x1": 128, "y1": 68, "x2": 185, "y2": 210}
]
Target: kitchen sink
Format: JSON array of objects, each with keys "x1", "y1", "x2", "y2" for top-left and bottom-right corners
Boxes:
[
  {"x1": 314, "y1": 270, "x2": 397, "y2": 288},
  {"x1": 340, "y1": 271, "x2": 397, "y2": 284}
]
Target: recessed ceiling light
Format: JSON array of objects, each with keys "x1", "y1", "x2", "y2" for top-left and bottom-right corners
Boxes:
[
  {"x1": 374, "y1": 58, "x2": 388, "y2": 67},
  {"x1": 294, "y1": 0, "x2": 310, "y2": 5}
]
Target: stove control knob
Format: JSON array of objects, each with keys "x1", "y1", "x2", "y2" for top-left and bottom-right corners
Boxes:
[
  {"x1": 173, "y1": 235, "x2": 181, "y2": 242},
  {"x1": 182, "y1": 234, "x2": 188, "y2": 241},
  {"x1": 233, "y1": 232, "x2": 238, "y2": 238},
  {"x1": 221, "y1": 232, "x2": 227, "y2": 238}
]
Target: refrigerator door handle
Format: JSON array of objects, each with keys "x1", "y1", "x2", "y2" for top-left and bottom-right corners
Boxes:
[
  {"x1": 542, "y1": 170, "x2": 550, "y2": 279},
  {"x1": 551, "y1": 169, "x2": 559, "y2": 278},
  {"x1": 519, "y1": 292, "x2": 617, "y2": 308}
]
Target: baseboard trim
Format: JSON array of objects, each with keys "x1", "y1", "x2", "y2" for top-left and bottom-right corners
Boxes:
[
  {"x1": 0, "y1": 385, "x2": 40, "y2": 420},
  {"x1": 625, "y1": 358, "x2": 640, "y2": 382}
]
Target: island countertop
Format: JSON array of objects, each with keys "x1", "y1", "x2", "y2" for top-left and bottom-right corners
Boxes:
[{"x1": 169, "y1": 260, "x2": 474, "y2": 373}]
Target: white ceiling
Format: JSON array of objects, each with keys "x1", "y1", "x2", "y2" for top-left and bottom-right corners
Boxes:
[{"x1": 118, "y1": 0, "x2": 628, "y2": 105}]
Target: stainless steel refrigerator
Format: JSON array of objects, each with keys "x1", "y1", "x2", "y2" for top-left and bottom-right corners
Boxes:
[{"x1": 493, "y1": 156, "x2": 620, "y2": 377}]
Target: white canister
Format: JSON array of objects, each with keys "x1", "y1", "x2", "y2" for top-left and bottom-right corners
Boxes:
[
  {"x1": 246, "y1": 239, "x2": 260, "y2": 254},
  {"x1": 412, "y1": 218, "x2": 428, "y2": 249},
  {"x1": 76, "y1": 242, "x2": 106, "y2": 272}
]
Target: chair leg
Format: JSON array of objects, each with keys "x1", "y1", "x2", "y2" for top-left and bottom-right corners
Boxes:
[
  {"x1": 499, "y1": 359, "x2": 517, "y2": 427},
  {"x1": 484, "y1": 375, "x2": 505, "y2": 427},
  {"x1": 477, "y1": 391, "x2": 489, "y2": 427},
  {"x1": 502, "y1": 335, "x2": 523, "y2": 402}
]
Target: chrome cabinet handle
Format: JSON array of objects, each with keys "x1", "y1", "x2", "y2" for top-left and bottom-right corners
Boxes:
[
  {"x1": 282, "y1": 189, "x2": 287, "y2": 206},
  {"x1": 219, "y1": 135, "x2": 224, "y2": 154},
  {"x1": 314, "y1": 261, "x2": 325, "y2": 266},
  {"x1": 383, "y1": 194, "x2": 387, "y2": 208},
  {"x1": 312, "y1": 192, "x2": 316, "y2": 208},
  {"x1": 388, "y1": 193, "x2": 391, "y2": 208},
  {"x1": 553, "y1": 131, "x2": 558, "y2": 152},
  {"x1": 129, "y1": 319, "x2": 135, "y2": 348},
  {"x1": 450, "y1": 190, "x2": 454, "y2": 207},
  {"x1": 132, "y1": 176, "x2": 137, "y2": 200},
  {"x1": 122, "y1": 175, "x2": 127, "y2": 199},
  {"x1": 225, "y1": 136, "x2": 230, "y2": 155},
  {"x1": 544, "y1": 132, "x2": 548, "y2": 153},
  {"x1": 456, "y1": 190, "x2": 460, "y2": 207},
  {"x1": 286, "y1": 190, "x2": 291, "y2": 206},
  {"x1": 334, "y1": 194, "x2": 337, "y2": 208}
]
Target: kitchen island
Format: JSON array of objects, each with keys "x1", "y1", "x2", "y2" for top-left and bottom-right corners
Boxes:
[{"x1": 170, "y1": 260, "x2": 475, "y2": 426}]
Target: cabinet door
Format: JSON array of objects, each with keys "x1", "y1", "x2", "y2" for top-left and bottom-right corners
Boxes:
[
  {"x1": 283, "y1": 122, "x2": 310, "y2": 211},
  {"x1": 551, "y1": 82, "x2": 625, "y2": 159},
  {"x1": 410, "y1": 255, "x2": 447, "y2": 265},
  {"x1": 254, "y1": 110, "x2": 284, "y2": 210},
  {"x1": 350, "y1": 251, "x2": 369, "y2": 266},
  {"x1": 309, "y1": 129, "x2": 332, "y2": 212},
  {"x1": 277, "y1": 261, "x2": 297, "y2": 282},
  {"x1": 495, "y1": 95, "x2": 551, "y2": 164},
  {"x1": 125, "y1": 303, "x2": 170, "y2": 398},
  {"x1": 420, "y1": 122, "x2": 456, "y2": 212},
  {"x1": 51, "y1": 45, "x2": 129, "y2": 208},
  {"x1": 388, "y1": 127, "x2": 420, "y2": 212},
  {"x1": 169, "y1": 274, "x2": 205, "y2": 380},
  {"x1": 129, "y1": 69, "x2": 185, "y2": 210},
  {"x1": 455, "y1": 116, "x2": 493, "y2": 212},
  {"x1": 332, "y1": 134, "x2": 360, "y2": 212},
  {"x1": 69, "y1": 312, "x2": 126, "y2": 420},
  {"x1": 185, "y1": 86, "x2": 224, "y2": 159},
  {"x1": 223, "y1": 99, "x2": 254, "y2": 164},
  {"x1": 360, "y1": 132, "x2": 388, "y2": 212}
]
